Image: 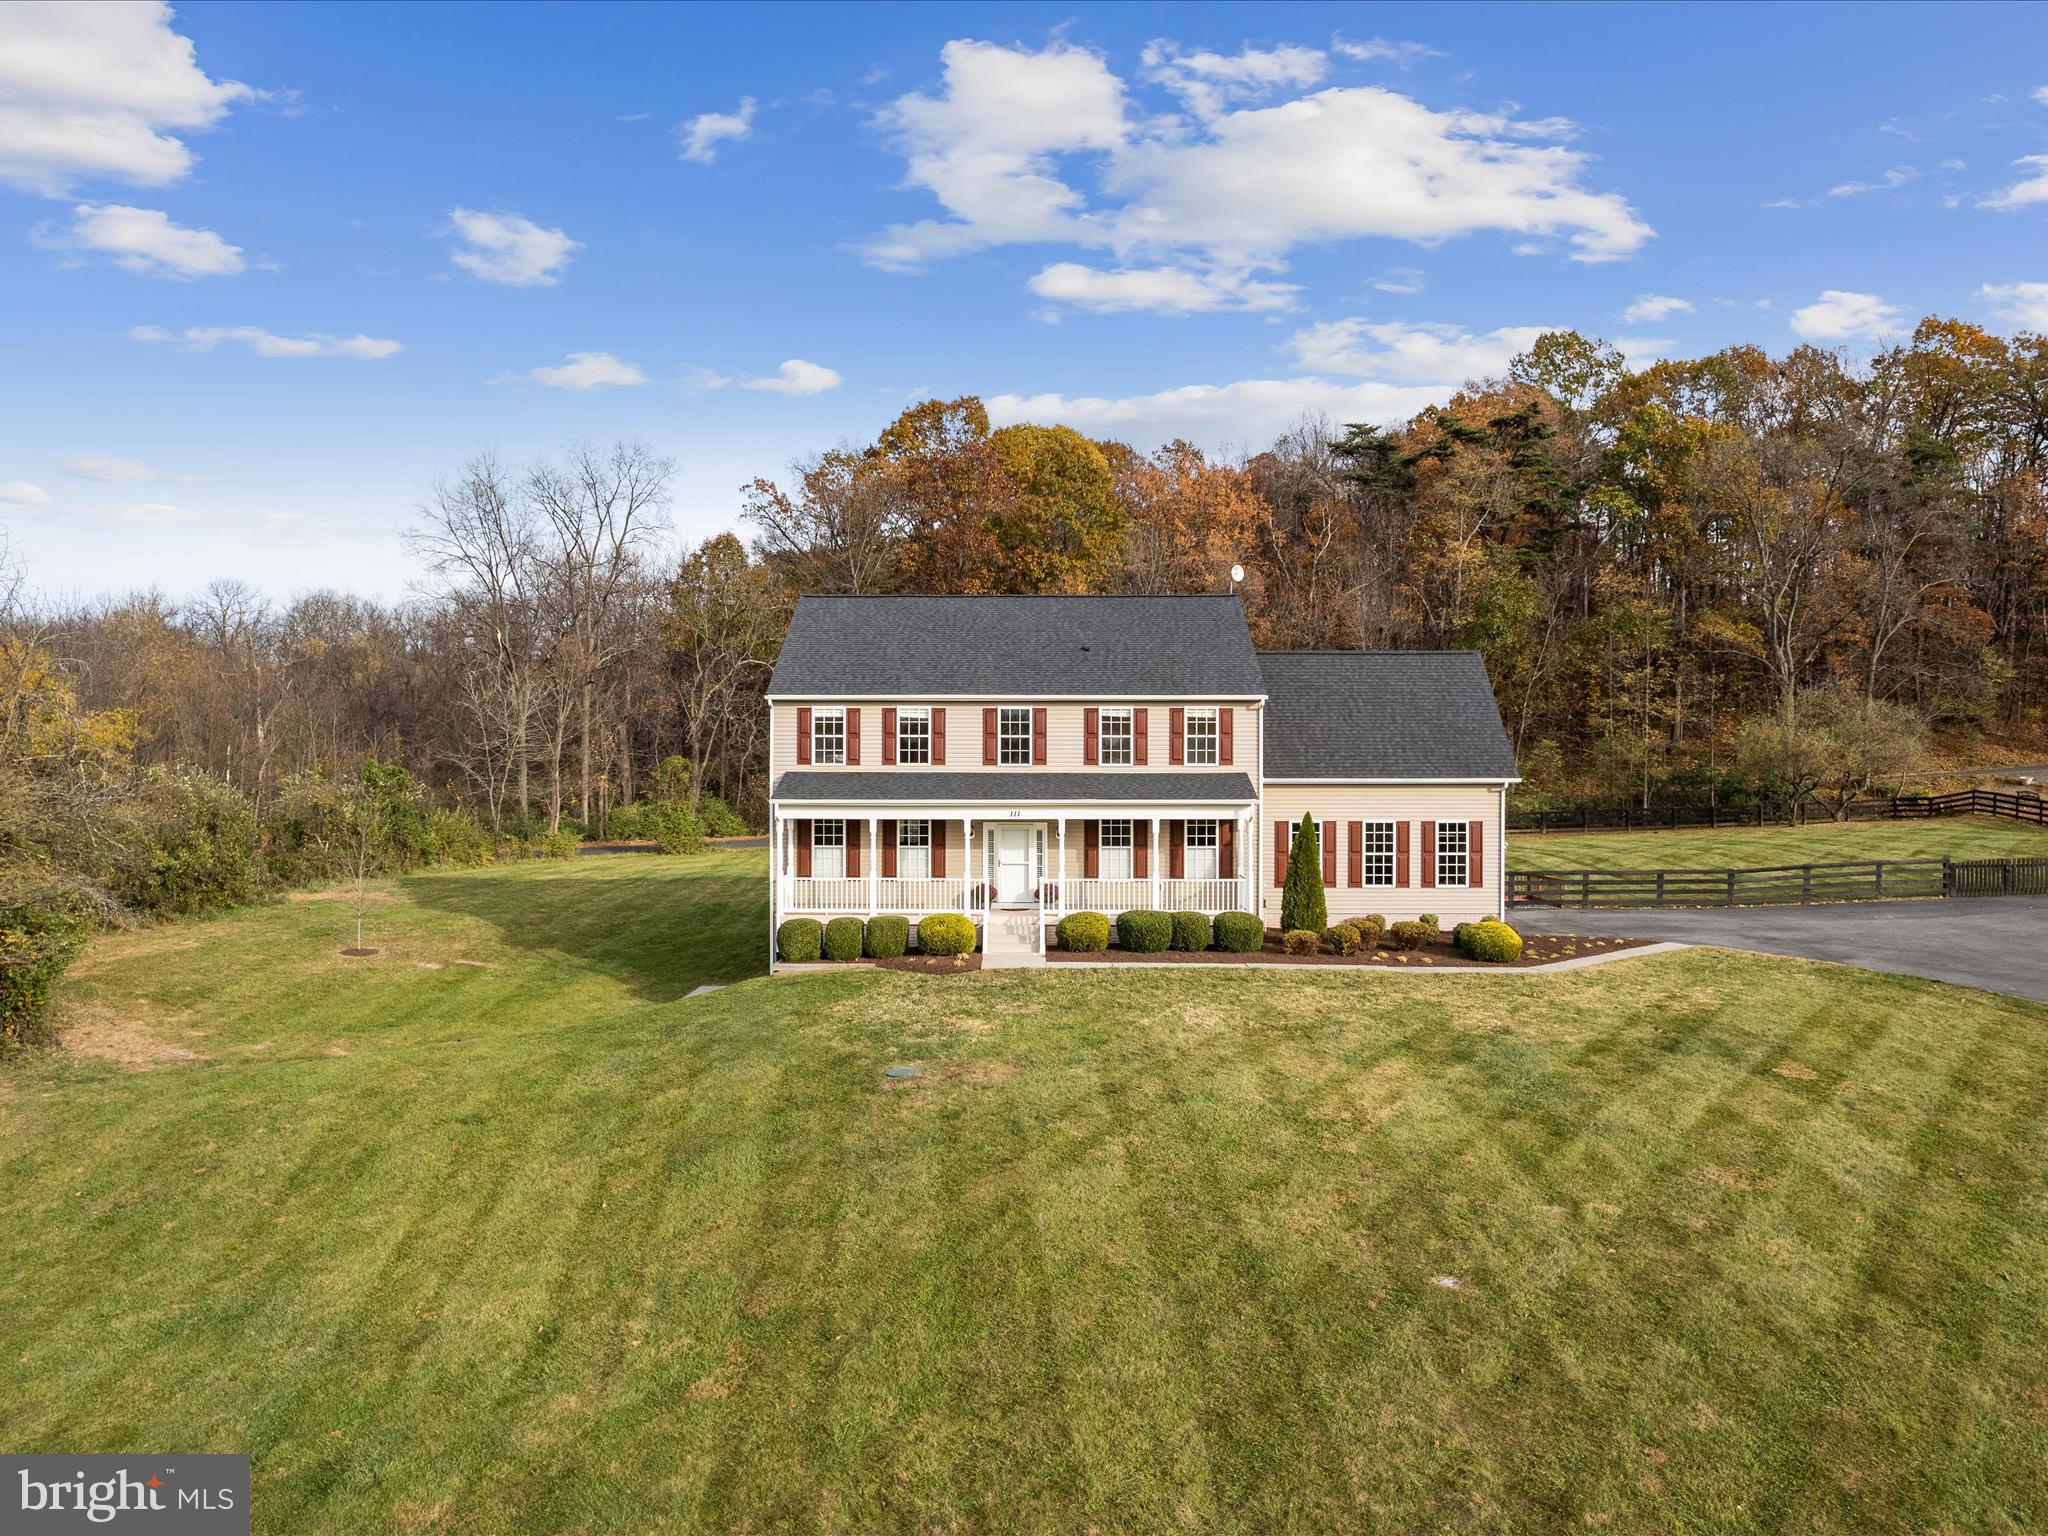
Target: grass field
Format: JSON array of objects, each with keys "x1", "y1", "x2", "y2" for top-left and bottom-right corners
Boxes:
[
  {"x1": 6, "y1": 852, "x2": 2048, "y2": 1532},
  {"x1": 1509, "y1": 813, "x2": 2048, "y2": 871}
]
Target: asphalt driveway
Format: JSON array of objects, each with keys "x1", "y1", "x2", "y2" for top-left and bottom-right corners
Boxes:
[{"x1": 1515, "y1": 897, "x2": 2048, "y2": 1005}]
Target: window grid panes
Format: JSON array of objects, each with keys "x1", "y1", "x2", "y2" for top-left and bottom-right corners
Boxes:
[
  {"x1": 1184, "y1": 707, "x2": 1219, "y2": 765},
  {"x1": 812, "y1": 818, "x2": 845, "y2": 879},
  {"x1": 1186, "y1": 818, "x2": 1219, "y2": 880},
  {"x1": 1100, "y1": 818, "x2": 1133, "y2": 880},
  {"x1": 1360, "y1": 821, "x2": 1396, "y2": 886},
  {"x1": 1099, "y1": 707, "x2": 1133, "y2": 765},
  {"x1": 1436, "y1": 822, "x2": 1469, "y2": 886},
  {"x1": 897, "y1": 818, "x2": 930, "y2": 879},
  {"x1": 896, "y1": 708, "x2": 930, "y2": 765},
  {"x1": 998, "y1": 706, "x2": 1033, "y2": 765},
  {"x1": 811, "y1": 708, "x2": 845, "y2": 765}
]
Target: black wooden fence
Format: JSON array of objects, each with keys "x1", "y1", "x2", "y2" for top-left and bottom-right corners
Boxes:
[
  {"x1": 1510, "y1": 855, "x2": 2048, "y2": 910},
  {"x1": 1510, "y1": 788, "x2": 2046, "y2": 835}
]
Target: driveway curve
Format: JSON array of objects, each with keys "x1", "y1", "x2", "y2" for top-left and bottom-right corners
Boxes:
[{"x1": 1513, "y1": 897, "x2": 2048, "y2": 1005}]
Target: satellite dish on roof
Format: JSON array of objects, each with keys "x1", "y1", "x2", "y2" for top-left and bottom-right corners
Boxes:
[{"x1": 1229, "y1": 563, "x2": 1245, "y2": 585}]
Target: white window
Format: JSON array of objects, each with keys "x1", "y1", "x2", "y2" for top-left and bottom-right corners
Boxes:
[
  {"x1": 998, "y1": 706, "x2": 1033, "y2": 765},
  {"x1": 896, "y1": 707, "x2": 931, "y2": 765},
  {"x1": 1099, "y1": 706, "x2": 1133, "y2": 765},
  {"x1": 897, "y1": 818, "x2": 930, "y2": 879},
  {"x1": 1360, "y1": 821, "x2": 1397, "y2": 886},
  {"x1": 1185, "y1": 818, "x2": 1219, "y2": 880},
  {"x1": 1099, "y1": 818, "x2": 1133, "y2": 880},
  {"x1": 812, "y1": 818, "x2": 845, "y2": 879},
  {"x1": 1184, "y1": 707, "x2": 1219, "y2": 766},
  {"x1": 1436, "y1": 821, "x2": 1469, "y2": 886},
  {"x1": 810, "y1": 708, "x2": 846, "y2": 765}
]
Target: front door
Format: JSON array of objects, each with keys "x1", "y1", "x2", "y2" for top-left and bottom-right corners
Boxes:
[{"x1": 994, "y1": 824, "x2": 1037, "y2": 905}]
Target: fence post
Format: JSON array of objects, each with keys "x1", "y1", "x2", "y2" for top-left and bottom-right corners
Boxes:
[
  {"x1": 1800, "y1": 865, "x2": 1812, "y2": 904},
  {"x1": 1581, "y1": 870, "x2": 1590, "y2": 910},
  {"x1": 1874, "y1": 861, "x2": 1884, "y2": 900},
  {"x1": 1655, "y1": 870, "x2": 1667, "y2": 907},
  {"x1": 1942, "y1": 857, "x2": 1953, "y2": 898},
  {"x1": 1725, "y1": 869, "x2": 1735, "y2": 907},
  {"x1": 2005, "y1": 859, "x2": 2015, "y2": 895}
]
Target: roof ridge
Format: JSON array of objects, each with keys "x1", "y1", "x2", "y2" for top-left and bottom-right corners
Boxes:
[{"x1": 1258, "y1": 648, "x2": 1482, "y2": 657}]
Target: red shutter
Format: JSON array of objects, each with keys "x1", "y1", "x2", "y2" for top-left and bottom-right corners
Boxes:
[
  {"x1": 1169, "y1": 706, "x2": 1185, "y2": 765},
  {"x1": 1134, "y1": 708, "x2": 1148, "y2": 764},
  {"x1": 1347, "y1": 822, "x2": 1363, "y2": 888},
  {"x1": 1395, "y1": 821, "x2": 1410, "y2": 888},
  {"x1": 932, "y1": 821, "x2": 946, "y2": 877},
  {"x1": 1083, "y1": 819, "x2": 1099, "y2": 878},
  {"x1": 1134, "y1": 821, "x2": 1150, "y2": 879},
  {"x1": 1321, "y1": 822, "x2": 1336, "y2": 887},
  {"x1": 982, "y1": 708, "x2": 997, "y2": 765},
  {"x1": 932, "y1": 707, "x2": 946, "y2": 765},
  {"x1": 1420, "y1": 821, "x2": 1436, "y2": 889},
  {"x1": 796, "y1": 707, "x2": 812, "y2": 765},
  {"x1": 1084, "y1": 707, "x2": 1099, "y2": 765},
  {"x1": 847, "y1": 820, "x2": 861, "y2": 878},
  {"x1": 1273, "y1": 821, "x2": 1287, "y2": 886},
  {"x1": 1468, "y1": 819, "x2": 1484, "y2": 887},
  {"x1": 880, "y1": 819, "x2": 896, "y2": 877},
  {"x1": 1032, "y1": 706, "x2": 1047, "y2": 765},
  {"x1": 881, "y1": 707, "x2": 896, "y2": 765},
  {"x1": 1169, "y1": 820, "x2": 1185, "y2": 879},
  {"x1": 845, "y1": 707, "x2": 860, "y2": 765},
  {"x1": 795, "y1": 820, "x2": 812, "y2": 877},
  {"x1": 1218, "y1": 819, "x2": 1235, "y2": 879},
  {"x1": 1220, "y1": 708, "x2": 1233, "y2": 765}
]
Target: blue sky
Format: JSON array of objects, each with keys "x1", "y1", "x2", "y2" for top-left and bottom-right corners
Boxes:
[{"x1": 3, "y1": 0, "x2": 2046, "y2": 601}]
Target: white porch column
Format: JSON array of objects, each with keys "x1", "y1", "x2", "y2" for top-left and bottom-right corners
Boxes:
[
  {"x1": 1149, "y1": 815, "x2": 1160, "y2": 910},
  {"x1": 1056, "y1": 818, "x2": 1066, "y2": 916},
  {"x1": 962, "y1": 816, "x2": 975, "y2": 913},
  {"x1": 866, "y1": 814, "x2": 878, "y2": 917}
]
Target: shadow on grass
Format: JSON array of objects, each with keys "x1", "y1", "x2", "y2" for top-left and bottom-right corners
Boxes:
[{"x1": 402, "y1": 852, "x2": 771, "y2": 1004}]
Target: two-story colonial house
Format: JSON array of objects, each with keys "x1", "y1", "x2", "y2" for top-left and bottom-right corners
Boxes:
[{"x1": 766, "y1": 594, "x2": 1519, "y2": 962}]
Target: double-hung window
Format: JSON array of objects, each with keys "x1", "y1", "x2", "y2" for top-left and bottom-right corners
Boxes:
[
  {"x1": 897, "y1": 818, "x2": 930, "y2": 879},
  {"x1": 1436, "y1": 821, "x2": 1469, "y2": 886},
  {"x1": 811, "y1": 818, "x2": 846, "y2": 879},
  {"x1": 998, "y1": 706, "x2": 1033, "y2": 765},
  {"x1": 810, "y1": 708, "x2": 846, "y2": 765},
  {"x1": 896, "y1": 707, "x2": 931, "y2": 765},
  {"x1": 1099, "y1": 706, "x2": 1133, "y2": 766},
  {"x1": 1184, "y1": 707, "x2": 1219, "y2": 766},
  {"x1": 1359, "y1": 821, "x2": 1396, "y2": 886},
  {"x1": 1185, "y1": 818, "x2": 1219, "y2": 880},
  {"x1": 1099, "y1": 818, "x2": 1134, "y2": 880}
]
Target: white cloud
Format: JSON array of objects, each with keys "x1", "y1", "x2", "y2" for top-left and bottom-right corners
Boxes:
[
  {"x1": 989, "y1": 376, "x2": 1445, "y2": 449},
  {"x1": 1331, "y1": 37, "x2": 1444, "y2": 67},
  {"x1": 1372, "y1": 265, "x2": 1425, "y2": 294},
  {"x1": 1622, "y1": 293, "x2": 1692, "y2": 323},
  {"x1": 39, "y1": 201, "x2": 243, "y2": 277},
  {"x1": 1980, "y1": 282, "x2": 2048, "y2": 331},
  {"x1": 64, "y1": 453, "x2": 180, "y2": 481},
  {"x1": 1825, "y1": 166, "x2": 1916, "y2": 198},
  {"x1": 1982, "y1": 155, "x2": 2048, "y2": 211},
  {"x1": 2035, "y1": 86, "x2": 2048, "y2": 107},
  {"x1": 0, "y1": 480, "x2": 51, "y2": 506},
  {"x1": 741, "y1": 359, "x2": 842, "y2": 396},
  {"x1": 446, "y1": 208, "x2": 580, "y2": 286},
  {"x1": 131, "y1": 324, "x2": 402, "y2": 359},
  {"x1": 1141, "y1": 42, "x2": 1327, "y2": 118},
  {"x1": 862, "y1": 41, "x2": 1650, "y2": 276},
  {"x1": 678, "y1": 97, "x2": 756, "y2": 164},
  {"x1": 0, "y1": 0, "x2": 254, "y2": 195},
  {"x1": 1027, "y1": 260, "x2": 1298, "y2": 314},
  {"x1": 1285, "y1": 317, "x2": 1548, "y2": 383},
  {"x1": 524, "y1": 352, "x2": 647, "y2": 389},
  {"x1": 1789, "y1": 290, "x2": 1900, "y2": 342}
]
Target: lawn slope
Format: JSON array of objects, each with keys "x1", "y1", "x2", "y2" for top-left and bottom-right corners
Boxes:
[
  {"x1": 5, "y1": 853, "x2": 2047, "y2": 1533},
  {"x1": 1509, "y1": 813, "x2": 2048, "y2": 871}
]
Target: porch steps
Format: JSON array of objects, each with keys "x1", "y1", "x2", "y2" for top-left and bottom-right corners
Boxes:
[{"x1": 981, "y1": 907, "x2": 1046, "y2": 969}]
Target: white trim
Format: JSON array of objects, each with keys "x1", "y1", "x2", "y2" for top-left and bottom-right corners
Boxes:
[{"x1": 770, "y1": 693, "x2": 1268, "y2": 704}]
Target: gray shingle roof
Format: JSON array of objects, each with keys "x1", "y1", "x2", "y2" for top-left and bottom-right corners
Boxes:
[
  {"x1": 1257, "y1": 651, "x2": 1520, "y2": 780},
  {"x1": 772, "y1": 771, "x2": 1258, "y2": 804},
  {"x1": 767, "y1": 595, "x2": 1265, "y2": 698}
]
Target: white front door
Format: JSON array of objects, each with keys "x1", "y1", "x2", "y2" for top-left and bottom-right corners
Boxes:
[{"x1": 994, "y1": 824, "x2": 1036, "y2": 904}]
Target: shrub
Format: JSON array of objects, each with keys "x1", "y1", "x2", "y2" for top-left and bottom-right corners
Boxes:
[
  {"x1": 1056, "y1": 911, "x2": 1110, "y2": 952},
  {"x1": 605, "y1": 802, "x2": 648, "y2": 841},
  {"x1": 1323, "y1": 922, "x2": 1363, "y2": 955},
  {"x1": 865, "y1": 915, "x2": 909, "y2": 959},
  {"x1": 1387, "y1": 919, "x2": 1430, "y2": 951},
  {"x1": 697, "y1": 794, "x2": 751, "y2": 838},
  {"x1": 105, "y1": 767, "x2": 261, "y2": 918},
  {"x1": 1281, "y1": 929, "x2": 1322, "y2": 956},
  {"x1": 1169, "y1": 910, "x2": 1210, "y2": 951},
  {"x1": 532, "y1": 828, "x2": 579, "y2": 860},
  {"x1": 1457, "y1": 919, "x2": 1524, "y2": 963},
  {"x1": 777, "y1": 917, "x2": 823, "y2": 963},
  {"x1": 420, "y1": 807, "x2": 492, "y2": 867},
  {"x1": 1418, "y1": 912, "x2": 1440, "y2": 938},
  {"x1": 919, "y1": 913, "x2": 977, "y2": 956},
  {"x1": 644, "y1": 802, "x2": 706, "y2": 855},
  {"x1": 1212, "y1": 911, "x2": 1264, "y2": 952},
  {"x1": 1116, "y1": 909, "x2": 1172, "y2": 953},
  {"x1": 1280, "y1": 812, "x2": 1326, "y2": 935},
  {"x1": 0, "y1": 897, "x2": 90, "y2": 1050},
  {"x1": 1365, "y1": 914, "x2": 1387, "y2": 934},
  {"x1": 824, "y1": 917, "x2": 864, "y2": 962},
  {"x1": 1353, "y1": 916, "x2": 1383, "y2": 950}
]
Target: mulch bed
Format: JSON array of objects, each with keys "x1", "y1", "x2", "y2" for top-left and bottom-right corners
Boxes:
[
  {"x1": 872, "y1": 954, "x2": 984, "y2": 975},
  {"x1": 1045, "y1": 932, "x2": 1649, "y2": 969}
]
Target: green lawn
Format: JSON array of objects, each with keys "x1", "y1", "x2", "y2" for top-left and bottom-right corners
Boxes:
[
  {"x1": 1510, "y1": 813, "x2": 2048, "y2": 871},
  {"x1": 6, "y1": 851, "x2": 2048, "y2": 1533}
]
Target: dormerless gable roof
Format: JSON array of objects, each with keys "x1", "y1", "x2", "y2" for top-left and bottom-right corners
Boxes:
[
  {"x1": 767, "y1": 595, "x2": 1266, "y2": 697},
  {"x1": 1258, "y1": 651, "x2": 1520, "y2": 780}
]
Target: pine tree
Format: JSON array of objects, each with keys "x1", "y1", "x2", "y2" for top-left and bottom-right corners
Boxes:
[{"x1": 1281, "y1": 811, "x2": 1326, "y2": 934}]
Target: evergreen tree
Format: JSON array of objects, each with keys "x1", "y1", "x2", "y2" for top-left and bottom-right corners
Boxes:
[{"x1": 1281, "y1": 811, "x2": 1326, "y2": 934}]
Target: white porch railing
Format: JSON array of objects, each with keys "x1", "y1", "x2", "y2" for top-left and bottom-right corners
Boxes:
[
  {"x1": 1058, "y1": 877, "x2": 1250, "y2": 915},
  {"x1": 1062, "y1": 878, "x2": 1150, "y2": 913},
  {"x1": 1160, "y1": 878, "x2": 1244, "y2": 913},
  {"x1": 783, "y1": 876, "x2": 979, "y2": 916},
  {"x1": 786, "y1": 876, "x2": 865, "y2": 911}
]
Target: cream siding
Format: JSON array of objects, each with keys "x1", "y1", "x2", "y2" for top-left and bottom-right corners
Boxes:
[{"x1": 1261, "y1": 783, "x2": 1504, "y2": 926}]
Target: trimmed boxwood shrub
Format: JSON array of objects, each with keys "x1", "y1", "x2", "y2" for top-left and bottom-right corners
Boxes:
[
  {"x1": 919, "y1": 913, "x2": 977, "y2": 956},
  {"x1": 777, "y1": 917, "x2": 823, "y2": 963},
  {"x1": 1418, "y1": 912, "x2": 1440, "y2": 938},
  {"x1": 1056, "y1": 911, "x2": 1110, "y2": 952},
  {"x1": 1456, "y1": 919, "x2": 1524, "y2": 963},
  {"x1": 1387, "y1": 919, "x2": 1430, "y2": 951},
  {"x1": 1323, "y1": 922, "x2": 1363, "y2": 955},
  {"x1": 1117, "y1": 909, "x2": 1173, "y2": 953},
  {"x1": 1212, "y1": 911, "x2": 1263, "y2": 952},
  {"x1": 823, "y1": 916, "x2": 864, "y2": 962},
  {"x1": 1281, "y1": 929, "x2": 1322, "y2": 956},
  {"x1": 865, "y1": 915, "x2": 909, "y2": 959},
  {"x1": 1169, "y1": 910, "x2": 1210, "y2": 952},
  {"x1": 1353, "y1": 916, "x2": 1383, "y2": 951}
]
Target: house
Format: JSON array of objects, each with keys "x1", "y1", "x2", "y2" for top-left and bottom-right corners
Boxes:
[{"x1": 765, "y1": 594, "x2": 1519, "y2": 961}]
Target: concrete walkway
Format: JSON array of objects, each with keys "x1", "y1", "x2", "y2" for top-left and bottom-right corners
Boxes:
[{"x1": 1514, "y1": 897, "x2": 2048, "y2": 1005}]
